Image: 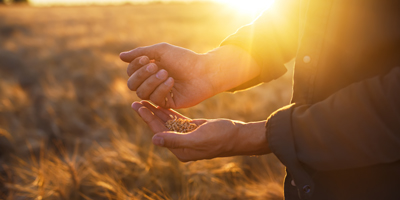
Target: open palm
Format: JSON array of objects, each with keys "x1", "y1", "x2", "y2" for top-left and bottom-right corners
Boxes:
[{"x1": 131, "y1": 101, "x2": 250, "y2": 162}]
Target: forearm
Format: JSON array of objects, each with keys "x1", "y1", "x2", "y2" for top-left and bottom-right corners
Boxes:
[
  {"x1": 268, "y1": 67, "x2": 400, "y2": 171},
  {"x1": 293, "y1": 69, "x2": 400, "y2": 170},
  {"x1": 200, "y1": 45, "x2": 261, "y2": 93},
  {"x1": 217, "y1": 1, "x2": 300, "y2": 92}
]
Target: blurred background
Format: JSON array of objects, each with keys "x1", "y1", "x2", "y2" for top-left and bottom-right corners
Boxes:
[{"x1": 0, "y1": 0, "x2": 293, "y2": 199}]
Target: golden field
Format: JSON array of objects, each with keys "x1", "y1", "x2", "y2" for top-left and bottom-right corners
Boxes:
[{"x1": 0, "y1": 3, "x2": 293, "y2": 199}]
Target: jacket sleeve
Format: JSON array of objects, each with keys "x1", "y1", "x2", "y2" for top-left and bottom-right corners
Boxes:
[
  {"x1": 220, "y1": 0, "x2": 300, "y2": 92},
  {"x1": 267, "y1": 67, "x2": 400, "y2": 198},
  {"x1": 268, "y1": 66, "x2": 400, "y2": 170}
]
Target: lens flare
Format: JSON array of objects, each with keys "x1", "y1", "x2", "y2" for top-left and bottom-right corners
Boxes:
[{"x1": 216, "y1": 0, "x2": 275, "y2": 15}]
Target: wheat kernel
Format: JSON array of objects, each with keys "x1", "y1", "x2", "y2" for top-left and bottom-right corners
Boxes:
[{"x1": 165, "y1": 116, "x2": 198, "y2": 133}]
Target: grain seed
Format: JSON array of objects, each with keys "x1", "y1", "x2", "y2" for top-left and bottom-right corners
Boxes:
[{"x1": 165, "y1": 116, "x2": 198, "y2": 133}]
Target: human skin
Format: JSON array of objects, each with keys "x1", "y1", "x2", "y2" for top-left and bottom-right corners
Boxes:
[
  {"x1": 121, "y1": 43, "x2": 269, "y2": 161},
  {"x1": 120, "y1": 43, "x2": 261, "y2": 109},
  {"x1": 131, "y1": 101, "x2": 271, "y2": 162}
]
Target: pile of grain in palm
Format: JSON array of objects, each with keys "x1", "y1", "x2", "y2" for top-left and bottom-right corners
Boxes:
[{"x1": 165, "y1": 115, "x2": 198, "y2": 133}]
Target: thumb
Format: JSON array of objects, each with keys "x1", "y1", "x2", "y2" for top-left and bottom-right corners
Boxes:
[
  {"x1": 152, "y1": 132, "x2": 194, "y2": 149},
  {"x1": 120, "y1": 43, "x2": 169, "y2": 63}
]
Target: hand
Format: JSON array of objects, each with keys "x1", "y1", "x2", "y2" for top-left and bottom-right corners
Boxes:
[
  {"x1": 121, "y1": 43, "x2": 261, "y2": 109},
  {"x1": 131, "y1": 101, "x2": 270, "y2": 162},
  {"x1": 121, "y1": 43, "x2": 216, "y2": 109}
]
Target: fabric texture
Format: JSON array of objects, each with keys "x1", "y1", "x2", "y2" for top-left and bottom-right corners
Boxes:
[{"x1": 221, "y1": 0, "x2": 400, "y2": 199}]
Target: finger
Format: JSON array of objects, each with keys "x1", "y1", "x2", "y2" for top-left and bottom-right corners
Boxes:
[
  {"x1": 140, "y1": 101, "x2": 172, "y2": 122},
  {"x1": 136, "y1": 106, "x2": 169, "y2": 133},
  {"x1": 152, "y1": 132, "x2": 194, "y2": 149},
  {"x1": 192, "y1": 119, "x2": 207, "y2": 126},
  {"x1": 127, "y1": 56, "x2": 149, "y2": 76},
  {"x1": 127, "y1": 63, "x2": 158, "y2": 91},
  {"x1": 131, "y1": 101, "x2": 144, "y2": 112},
  {"x1": 120, "y1": 43, "x2": 169, "y2": 63},
  {"x1": 136, "y1": 69, "x2": 169, "y2": 100},
  {"x1": 149, "y1": 77, "x2": 174, "y2": 108},
  {"x1": 142, "y1": 100, "x2": 188, "y2": 120},
  {"x1": 158, "y1": 105, "x2": 188, "y2": 120}
]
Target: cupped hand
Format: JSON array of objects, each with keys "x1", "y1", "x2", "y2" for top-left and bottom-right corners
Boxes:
[
  {"x1": 121, "y1": 43, "x2": 261, "y2": 109},
  {"x1": 121, "y1": 43, "x2": 217, "y2": 109},
  {"x1": 131, "y1": 101, "x2": 270, "y2": 162}
]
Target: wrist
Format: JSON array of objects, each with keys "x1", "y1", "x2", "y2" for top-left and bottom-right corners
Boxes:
[
  {"x1": 201, "y1": 45, "x2": 261, "y2": 93},
  {"x1": 235, "y1": 120, "x2": 271, "y2": 156}
]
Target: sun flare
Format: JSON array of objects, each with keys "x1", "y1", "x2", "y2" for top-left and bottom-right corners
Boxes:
[
  {"x1": 28, "y1": 0, "x2": 275, "y2": 13},
  {"x1": 217, "y1": 0, "x2": 275, "y2": 15}
]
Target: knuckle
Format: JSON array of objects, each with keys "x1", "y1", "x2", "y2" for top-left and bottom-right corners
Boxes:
[
  {"x1": 159, "y1": 42, "x2": 169, "y2": 48},
  {"x1": 127, "y1": 66, "x2": 133, "y2": 76},
  {"x1": 150, "y1": 91, "x2": 166, "y2": 103},
  {"x1": 169, "y1": 139, "x2": 180, "y2": 149},
  {"x1": 127, "y1": 81, "x2": 135, "y2": 91},
  {"x1": 176, "y1": 156, "x2": 190, "y2": 163},
  {"x1": 134, "y1": 56, "x2": 142, "y2": 66},
  {"x1": 136, "y1": 46, "x2": 144, "y2": 52},
  {"x1": 136, "y1": 90, "x2": 149, "y2": 100},
  {"x1": 149, "y1": 94, "x2": 160, "y2": 105},
  {"x1": 136, "y1": 69, "x2": 148, "y2": 79},
  {"x1": 136, "y1": 90, "x2": 144, "y2": 99},
  {"x1": 141, "y1": 55, "x2": 149, "y2": 63},
  {"x1": 127, "y1": 61, "x2": 134, "y2": 73}
]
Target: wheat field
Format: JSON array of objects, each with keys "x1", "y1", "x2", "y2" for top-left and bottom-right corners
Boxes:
[{"x1": 0, "y1": 2, "x2": 293, "y2": 199}]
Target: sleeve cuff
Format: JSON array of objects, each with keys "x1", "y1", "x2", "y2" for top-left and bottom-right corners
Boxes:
[{"x1": 266, "y1": 103, "x2": 315, "y2": 199}]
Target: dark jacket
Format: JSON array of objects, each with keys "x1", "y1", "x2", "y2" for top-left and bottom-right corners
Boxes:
[{"x1": 221, "y1": 0, "x2": 400, "y2": 199}]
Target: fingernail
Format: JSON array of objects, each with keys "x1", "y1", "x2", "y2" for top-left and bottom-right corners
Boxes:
[
  {"x1": 164, "y1": 77, "x2": 174, "y2": 86},
  {"x1": 131, "y1": 102, "x2": 141, "y2": 109},
  {"x1": 139, "y1": 56, "x2": 148, "y2": 65},
  {"x1": 153, "y1": 136, "x2": 164, "y2": 146},
  {"x1": 156, "y1": 69, "x2": 168, "y2": 79},
  {"x1": 146, "y1": 64, "x2": 157, "y2": 73}
]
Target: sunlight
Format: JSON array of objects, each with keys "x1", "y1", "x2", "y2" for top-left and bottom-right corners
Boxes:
[
  {"x1": 29, "y1": 0, "x2": 149, "y2": 6},
  {"x1": 29, "y1": 0, "x2": 208, "y2": 6},
  {"x1": 28, "y1": 0, "x2": 275, "y2": 11},
  {"x1": 216, "y1": 0, "x2": 275, "y2": 15}
]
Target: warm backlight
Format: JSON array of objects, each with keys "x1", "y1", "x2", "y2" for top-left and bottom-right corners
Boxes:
[
  {"x1": 29, "y1": 0, "x2": 149, "y2": 6},
  {"x1": 28, "y1": 0, "x2": 275, "y2": 12},
  {"x1": 216, "y1": 0, "x2": 275, "y2": 15}
]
